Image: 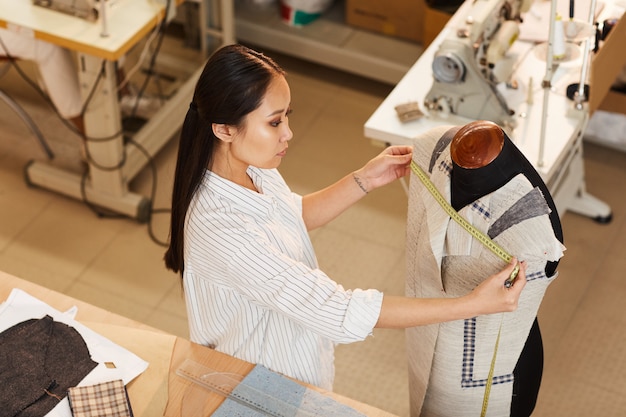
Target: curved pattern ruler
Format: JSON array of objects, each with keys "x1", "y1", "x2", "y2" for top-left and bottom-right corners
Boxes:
[
  {"x1": 175, "y1": 359, "x2": 367, "y2": 417},
  {"x1": 176, "y1": 359, "x2": 314, "y2": 417}
]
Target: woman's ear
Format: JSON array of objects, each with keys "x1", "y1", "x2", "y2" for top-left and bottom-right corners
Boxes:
[{"x1": 212, "y1": 123, "x2": 235, "y2": 143}]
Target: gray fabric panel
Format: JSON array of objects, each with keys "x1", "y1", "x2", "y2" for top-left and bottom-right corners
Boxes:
[
  {"x1": 488, "y1": 187, "x2": 551, "y2": 238},
  {"x1": 428, "y1": 126, "x2": 460, "y2": 173}
]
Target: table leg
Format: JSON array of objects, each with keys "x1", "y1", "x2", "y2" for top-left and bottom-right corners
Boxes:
[
  {"x1": 547, "y1": 136, "x2": 612, "y2": 223},
  {"x1": 24, "y1": 54, "x2": 152, "y2": 221}
]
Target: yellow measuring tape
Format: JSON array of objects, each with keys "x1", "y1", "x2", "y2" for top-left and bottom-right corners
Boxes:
[
  {"x1": 410, "y1": 160, "x2": 519, "y2": 417},
  {"x1": 410, "y1": 161, "x2": 519, "y2": 285}
]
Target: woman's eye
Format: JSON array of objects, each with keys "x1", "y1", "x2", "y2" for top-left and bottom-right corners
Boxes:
[{"x1": 270, "y1": 109, "x2": 292, "y2": 127}]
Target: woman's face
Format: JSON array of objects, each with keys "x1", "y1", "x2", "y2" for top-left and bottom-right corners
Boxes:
[{"x1": 229, "y1": 75, "x2": 293, "y2": 170}]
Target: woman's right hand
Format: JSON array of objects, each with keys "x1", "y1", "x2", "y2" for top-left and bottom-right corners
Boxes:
[
  {"x1": 375, "y1": 258, "x2": 528, "y2": 329},
  {"x1": 466, "y1": 258, "x2": 527, "y2": 315}
]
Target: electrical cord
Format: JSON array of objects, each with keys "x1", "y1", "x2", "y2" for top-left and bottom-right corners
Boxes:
[
  {"x1": 117, "y1": 25, "x2": 161, "y2": 94},
  {"x1": 125, "y1": 0, "x2": 170, "y2": 121},
  {"x1": 0, "y1": 35, "x2": 123, "y2": 144},
  {"x1": 0, "y1": 1, "x2": 174, "y2": 247},
  {"x1": 78, "y1": 136, "x2": 169, "y2": 247},
  {"x1": 78, "y1": 0, "x2": 173, "y2": 247}
]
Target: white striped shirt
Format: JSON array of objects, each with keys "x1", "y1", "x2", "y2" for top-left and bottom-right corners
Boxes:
[{"x1": 182, "y1": 167, "x2": 383, "y2": 390}]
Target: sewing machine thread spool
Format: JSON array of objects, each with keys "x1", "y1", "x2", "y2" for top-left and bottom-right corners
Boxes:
[
  {"x1": 100, "y1": 0, "x2": 109, "y2": 37},
  {"x1": 553, "y1": 15, "x2": 566, "y2": 60}
]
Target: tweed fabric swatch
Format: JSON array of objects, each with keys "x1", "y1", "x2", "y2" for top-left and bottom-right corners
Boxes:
[
  {"x1": 68, "y1": 379, "x2": 133, "y2": 417},
  {"x1": 0, "y1": 315, "x2": 98, "y2": 417},
  {"x1": 405, "y1": 126, "x2": 565, "y2": 416}
]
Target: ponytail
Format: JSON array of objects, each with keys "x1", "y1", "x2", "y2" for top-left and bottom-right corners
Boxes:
[{"x1": 163, "y1": 44, "x2": 285, "y2": 277}]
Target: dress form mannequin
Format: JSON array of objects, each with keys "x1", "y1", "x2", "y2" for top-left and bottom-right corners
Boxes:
[
  {"x1": 449, "y1": 120, "x2": 564, "y2": 416},
  {"x1": 405, "y1": 121, "x2": 565, "y2": 417},
  {"x1": 449, "y1": 121, "x2": 563, "y2": 274}
]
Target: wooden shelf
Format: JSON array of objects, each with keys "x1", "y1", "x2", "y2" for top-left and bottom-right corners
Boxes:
[{"x1": 234, "y1": 0, "x2": 424, "y2": 85}]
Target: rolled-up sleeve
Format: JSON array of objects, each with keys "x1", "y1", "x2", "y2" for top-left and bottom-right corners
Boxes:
[{"x1": 342, "y1": 288, "x2": 383, "y2": 341}]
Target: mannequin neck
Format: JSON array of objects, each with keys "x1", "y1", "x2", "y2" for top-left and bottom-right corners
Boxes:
[{"x1": 450, "y1": 137, "x2": 520, "y2": 210}]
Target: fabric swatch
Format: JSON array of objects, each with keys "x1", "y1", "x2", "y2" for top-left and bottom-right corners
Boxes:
[
  {"x1": 0, "y1": 315, "x2": 97, "y2": 417},
  {"x1": 68, "y1": 379, "x2": 133, "y2": 417}
]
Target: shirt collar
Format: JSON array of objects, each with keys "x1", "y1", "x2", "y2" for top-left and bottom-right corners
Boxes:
[{"x1": 202, "y1": 167, "x2": 275, "y2": 216}]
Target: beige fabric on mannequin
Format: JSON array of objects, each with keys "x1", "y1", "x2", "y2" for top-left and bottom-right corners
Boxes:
[{"x1": 405, "y1": 125, "x2": 565, "y2": 416}]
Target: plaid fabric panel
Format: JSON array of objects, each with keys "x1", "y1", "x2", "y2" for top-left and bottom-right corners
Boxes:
[
  {"x1": 461, "y1": 317, "x2": 477, "y2": 386},
  {"x1": 437, "y1": 159, "x2": 453, "y2": 176},
  {"x1": 470, "y1": 200, "x2": 491, "y2": 222},
  {"x1": 461, "y1": 318, "x2": 514, "y2": 388},
  {"x1": 68, "y1": 379, "x2": 133, "y2": 417}
]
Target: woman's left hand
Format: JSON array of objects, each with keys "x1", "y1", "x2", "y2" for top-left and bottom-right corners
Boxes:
[{"x1": 354, "y1": 145, "x2": 413, "y2": 192}]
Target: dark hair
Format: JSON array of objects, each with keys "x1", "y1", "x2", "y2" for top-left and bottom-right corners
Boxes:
[{"x1": 164, "y1": 44, "x2": 285, "y2": 274}]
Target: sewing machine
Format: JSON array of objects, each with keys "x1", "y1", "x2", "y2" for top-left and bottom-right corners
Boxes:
[
  {"x1": 424, "y1": 0, "x2": 533, "y2": 129},
  {"x1": 31, "y1": 0, "x2": 117, "y2": 21},
  {"x1": 32, "y1": 0, "x2": 96, "y2": 21}
]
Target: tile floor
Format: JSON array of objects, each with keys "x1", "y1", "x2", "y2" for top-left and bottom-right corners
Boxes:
[{"x1": 1, "y1": 36, "x2": 626, "y2": 417}]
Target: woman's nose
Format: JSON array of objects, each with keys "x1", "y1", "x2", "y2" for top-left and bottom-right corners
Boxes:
[{"x1": 283, "y1": 123, "x2": 293, "y2": 142}]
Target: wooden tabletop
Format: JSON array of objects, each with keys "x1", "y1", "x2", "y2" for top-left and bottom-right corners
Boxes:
[
  {"x1": 0, "y1": 0, "x2": 170, "y2": 60},
  {"x1": 0, "y1": 270, "x2": 400, "y2": 416}
]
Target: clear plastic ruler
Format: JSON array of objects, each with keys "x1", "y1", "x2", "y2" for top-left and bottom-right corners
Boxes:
[{"x1": 176, "y1": 358, "x2": 318, "y2": 417}]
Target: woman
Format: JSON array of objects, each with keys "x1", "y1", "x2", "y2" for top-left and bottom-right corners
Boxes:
[{"x1": 164, "y1": 44, "x2": 526, "y2": 390}]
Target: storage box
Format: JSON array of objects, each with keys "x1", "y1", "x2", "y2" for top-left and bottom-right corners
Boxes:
[
  {"x1": 422, "y1": 6, "x2": 453, "y2": 46},
  {"x1": 345, "y1": 0, "x2": 426, "y2": 43},
  {"x1": 598, "y1": 90, "x2": 626, "y2": 114},
  {"x1": 589, "y1": 13, "x2": 626, "y2": 115}
]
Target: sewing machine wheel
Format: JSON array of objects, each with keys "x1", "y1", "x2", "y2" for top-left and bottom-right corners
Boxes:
[{"x1": 432, "y1": 53, "x2": 465, "y2": 83}]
